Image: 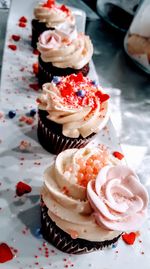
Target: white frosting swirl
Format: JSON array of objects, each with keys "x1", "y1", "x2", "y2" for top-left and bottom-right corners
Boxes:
[
  {"x1": 38, "y1": 74, "x2": 110, "y2": 138},
  {"x1": 37, "y1": 30, "x2": 93, "y2": 69},
  {"x1": 87, "y1": 165, "x2": 149, "y2": 231},
  {"x1": 34, "y1": 2, "x2": 75, "y2": 28},
  {"x1": 41, "y1": 147, "x2": 121, "y2": 241}
]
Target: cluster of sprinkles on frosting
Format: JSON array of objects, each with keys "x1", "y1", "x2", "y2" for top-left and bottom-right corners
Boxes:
[
  {"x1": 51, "y1": 73, "x2": 110, "y2": 112},
  {"x1": 64, "y1": 145, "x2": 111, "y2": 188},
  {"x1": 42, "y1": 0, "x2": 70, "y2": 15}
]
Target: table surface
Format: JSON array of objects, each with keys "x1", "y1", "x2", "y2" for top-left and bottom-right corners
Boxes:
[{"x1": 0, "y1": 0, "x2": 150, "y2": 176}]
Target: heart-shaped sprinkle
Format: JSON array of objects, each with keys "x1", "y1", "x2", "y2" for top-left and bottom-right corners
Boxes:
[
  {"x1": 122, "y1": 232, "x2": 136, "y2": 245},
  {"x1": 96, "y1": 91, "x2": 110, "y2": 103},
  {"x1": 0, "y1": 243, "x2": 13, "y2": 263},
  {"x1": 60, "y1": 83, "x2": 73, "y2": 97},
  {"x1": 12, "y1": 35, "x2": 21, "y2": 42},
  {"x1": 43, "y1": 0, "x2": 55, "y2": 8},
  {"x1": 113, "y1": 151, "x2": 124, "y2": 160},
  {"x1": 18, "y1": 22, "x2": 26, "y2": 28},
  {"x1": 19, "y1": 16, "x2": 27, "y2": 23},
  {"x1": 29, "y1": 83, "x2": 39, "y2": 91},
  {"x1": 8, "y1": 44, "x2": 17, "y2": 51},
  {"x1": 16, "y1": 181, "x2": 32, "y2": 197},
  {"x1": 60, "y1": 5, "x2": 70, "y2": 14}
]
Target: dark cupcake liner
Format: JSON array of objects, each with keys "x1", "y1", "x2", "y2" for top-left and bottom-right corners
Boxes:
[
  {"x1": 38, "y1": 109, "x2": 95, "y2": 155},
  {"x1": 38, "y1": 55, "x2": 90, "y2": 87},
  {"x1": 31, "y1": 19, "x2": 54, "y2": 49},
  {"x1": 41, "y1": 201, "x2": 121, "y2": 254}
]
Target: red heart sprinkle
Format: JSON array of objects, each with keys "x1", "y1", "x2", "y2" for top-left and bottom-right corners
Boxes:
[
  {"x1": 60, "y1": 83, "x2": 73, "y2": 97},
  {"x1": 122, "y1": 232, "x2": 136, "y2": 245},
  {"x1": 0, "y1": 243, "x2": 14, "y2": 263},
  {"x1": 19, "y1": 16, "x2": 27, "y2": 23},
  {"x1": 12, "y1": 35, "x2": 21, "y2": 42},
  {"x1": 18, "y1": 22, "x2": 26, "y2": 28},
  {"x1": 69, "y1": 73, "x2": 84, "y2": 83},
  {"x1": 43, "y1": 0, "x2": 55, "y2": 8},
  {"x1": 113, "y1": 151, "x2": 124, "y2": 160},
  {"x1": 8, "y1": 44, "x2": 17, "y2": 51},
  {"x1": 96, "y1": 91, "x2": 110, "y2": 103},
  {"x1": 33, "y1": 49, "x2": 39, "y2": 55},
  {"x1": 16, "y1": 181, "x2": 32, "y2": 197},
  {"x1": 36, "y1": 98, "x2": 42, "y2": 104},
  {"x1": 60, "y1": 4, "x2": 70, "y2": 14},
  {"x1": 29, "y1": 83, "x2": 39, "y2": 91}
]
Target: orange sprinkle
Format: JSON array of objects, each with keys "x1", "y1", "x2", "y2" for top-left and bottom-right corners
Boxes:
[
  {"x1": 32, "y1": 63, "x2": 39, "y2": 75},
  {"x1": 67, "y1": 229, "x2": 79, "y2": 239}
]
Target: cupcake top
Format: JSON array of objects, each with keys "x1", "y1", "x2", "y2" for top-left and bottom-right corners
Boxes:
[
  {"x1": 41, "y1": 146, "x2": 149, "y2": 241},
  {"x1": 37, "y1": 73, "x2": 110, "y2": 138},
  {"x1": 34, "y1": 0, "x2": 76, "y2": 28},
  {"x1": 37, "y1": 29, "x2": 93, "y2": 69}
]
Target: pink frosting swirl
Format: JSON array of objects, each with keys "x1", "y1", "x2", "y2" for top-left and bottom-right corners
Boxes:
[
  {"x1": 87, "y1": 165, "x2": 149, "y2": 231},
  {"x1": 38, "y1": 30, "x2": 62, "y2": 49}
]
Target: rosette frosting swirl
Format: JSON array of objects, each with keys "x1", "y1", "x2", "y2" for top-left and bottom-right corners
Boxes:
[
  {"x1": 41, "y1": 146, "x2": 121, "y2": 241},
  {"x1": 37, "y1": 30, "x2": 93, "y2": 69},
  {"x1": 87, "y1": 165, "x2": 149, "y2": 231},
  {"x1": 37, "y1": 73, "x2": 110, "y2": 138},
  {"x1": 34, "y1": 1, "x2": 75, "y2": 28}
]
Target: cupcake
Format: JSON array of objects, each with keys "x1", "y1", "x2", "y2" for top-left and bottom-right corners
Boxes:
[
  {"x1": 31, "y1": 0, "x2": 76, "y2": 49},
  {"x1": 37, "y1": 73, "x2": 110, "y2": 154},
  {"x1": 37, "y1": 29, "x2": 93, "y2": 86},
  {"x1": 41, "y1": 146, "x2": 149, "y2": 254}
]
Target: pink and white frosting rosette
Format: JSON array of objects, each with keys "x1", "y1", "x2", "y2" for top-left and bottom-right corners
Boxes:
[{"x1": 87, "y1": 165, "x2": 149, "y2": 231}]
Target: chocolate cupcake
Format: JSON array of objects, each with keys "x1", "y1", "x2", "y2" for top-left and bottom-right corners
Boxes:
[
  {"x1": 40, "y1": 146, "x2": 149, "y2": 254},
  {"x1": 31, "y1": 0, "x2": 76, "y2": 49},
  {"x1": 37, "y1": 73, "x2": 110, "y2": 154},
  {"x1": 37, "y1": 30, "x2": 93, "y2": 86}
]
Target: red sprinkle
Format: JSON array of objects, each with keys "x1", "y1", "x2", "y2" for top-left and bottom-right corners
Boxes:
[
  {"x1": 43, "y1": 0, "x2": 55, "y2": 8},
  {"x1": 25, "y1": 117, "x2": 34, "y2": 125},
  {"x1": 70, "y1": 72, "x2": 83, "y2": 83},
  {"x1": 60, "y1": 83, "x2": 73, "y2": 97},
  {"x1": 122, "y1": 232, "x2": 136, "y2": 245},
  {"x1": 18, "y1": 22, "x2": 26, "y2": 28},
  {"x1": 19, "y1": 16, "x2": 27, "y2": 23},
  {"x1": 60, "y1": 4, "x2": 70, "y2": 14},
  {"x1": 29, "y1": 83, "x2": 39, "y2": 91},
  {"x1": 96, "y1": 91, "x2": 110, "y2": 103},
  {"x1": 113, "y1": 151, "x2": 124, "y2": 160},
  {"x1": 0, "y1": 243, "x2": 14, "y2": 263},
  {"x1": 33, "y1": 49, "x2": 39, "y2": 55},
  {"x1": 8, "y1": 44, "x2": 17, "y2": 51},
  {"x1": 16, "y1": 181, "x2": 32, "y2": 197},
  {"x1": 36, "y1": 98, "x2": 42, "y2": 104},
  {"x1": 32, "y1": 63, "x2": 39, "y2": 75},
  {"x1": 12, "y1": 35, "x2": 21, "y2": 42}
]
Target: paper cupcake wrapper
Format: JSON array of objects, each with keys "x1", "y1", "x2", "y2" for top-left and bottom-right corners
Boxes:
[
  {"x1": 38, "y1": 115, "x2": 95, "y2": 155},
  {"x1": 41, "y1": 202, "x2": 121, "y2": 254},
  {"x1": 38, "y1": 56, "x2": 90, "y2": 87}
]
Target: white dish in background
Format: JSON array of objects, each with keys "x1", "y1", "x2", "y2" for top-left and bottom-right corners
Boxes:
[{"x1": 0, "y1": 0, "x2": 150, "y2": 269}]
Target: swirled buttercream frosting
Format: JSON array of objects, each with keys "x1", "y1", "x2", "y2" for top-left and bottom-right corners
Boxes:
[
  {"x1": 87, "y1": 165, "x2": 149, "y2": 231},
  {"x1": 37, "y1": 73, "x2": 110, "y2": 138},
  {"x1": 34, "y1": 1, "x2": 76, "y2": 28},
  {"x1": 41, "y1": 146, "x2": 121, "y2": 241},
  {"x1": 37, "y1": 30, "x2": 93, "y2": 69}
]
